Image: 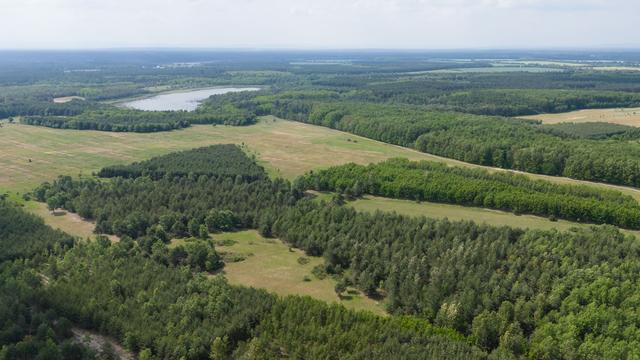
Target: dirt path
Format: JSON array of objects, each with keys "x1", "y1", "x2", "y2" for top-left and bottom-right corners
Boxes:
[{"x1": 71, "y1": 328, "x2": 134, "y2": 360}]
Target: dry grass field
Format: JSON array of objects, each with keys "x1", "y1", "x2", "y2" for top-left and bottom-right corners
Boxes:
[
  {"x1": 3, "y1": 116, "x2": 640, "y2": 201},
  {"x1": 0, "y1": 116, "x2": 436, "y2": 194},
  {"x1": 522, "y1": 107, "x2": 640, "y2": 127},
  {"x1": 348, "y1": 195, "x2": 640, "y2": 238},
  {"x1": 173, "y1": 231, "x2": 386, "y2": 315}
]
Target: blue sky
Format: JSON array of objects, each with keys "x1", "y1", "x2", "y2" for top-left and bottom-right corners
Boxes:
[{"x1": 0, "y1": 0, "x2": 637, "y2": 49}]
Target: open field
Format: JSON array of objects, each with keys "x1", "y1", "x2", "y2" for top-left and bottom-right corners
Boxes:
[
  {"x1": 348, "y1": 195, "x2": 640, "y2": 238},
  {"x1": 24, "y1": 201, "x2": 119, "y2": 241},
  {"x1": 522, "y1": 107, "x2": 640, "y2": 127},
  {"x1": 3, "y1": 116, "x2": 640, "y2": 202},
  {"x1": 0, "y1": 117, "x2": 436, "y2": 194},
  {"x1": 173, "y1": 230, "x2": 386, "y2": 315},
  {"x1": 53, "y1": 96, "x2": 85, "y2": 103}
]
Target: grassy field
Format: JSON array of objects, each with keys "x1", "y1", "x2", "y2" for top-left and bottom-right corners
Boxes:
[
  {"x1": 348, "y1": 195, "x2": 640, "y2": 237},
  {"x1": 24, "y1": 201, "x2": 119, "y2": 241},
  {"x1": 0, "y1": 116, "x2": 439, "y2": 195},
  {"x1": 3, "y1": 116, "x2": 640, "y2": 202},
  {"x1": 172, "y1": 231, "x2": 386, "y2": 315},
  {"x1": 522, "y1": 107, "x2": 640, "y2": 127}
]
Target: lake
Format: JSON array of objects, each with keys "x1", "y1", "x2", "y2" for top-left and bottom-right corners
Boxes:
[{"x1": 122, "y1": 87, "x2": 260, "y2": 111}]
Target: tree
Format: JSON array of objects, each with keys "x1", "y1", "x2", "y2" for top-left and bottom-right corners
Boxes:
[
  {"x1": 499, "y1": 322, "x2": 526, "y2": 356},
  {"x1": 209, "y1": 336, "x2": 228, "y2": 360},
  {"x1": 46, "y1": 195, "x2": 62, "y2": 211},
  {"x1": 472, "y1": 311, "x2": 501, "y2": 351},
  {"x1": 334, "y1": 280, "x2": 347, "y2": 298},
  {"x1": 148, "y1": 224, "x2": 168, "y2": 243},
  {"x1": 188, "y1": 219, "x2": 200, "y2": 238},
  {"x1": 139, "y1": 348, "x2": 153, "y2": 360},
  {"x1": 198, "y1": 224, "x2": 209, "y2": 239}
]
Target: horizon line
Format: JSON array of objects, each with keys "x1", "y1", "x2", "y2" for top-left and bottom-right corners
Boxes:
[{"x1": 1, "y1": 46, "x2": 640, "y2": 52}]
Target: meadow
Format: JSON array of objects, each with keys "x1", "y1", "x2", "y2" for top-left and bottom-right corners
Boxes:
[
  {"x1": 522, "y1": 107, "x2": 640, "y2": 127},
  {"x1": 348, "y1": 195, "x2": 640, "y2": 238},
  {"x1": 0, "y1": 116, "x2": 435, "y2": 194},
  {"x1": 199, "y1": 230, "x2": 385, "y2": 315},
  {"x1": 4, "y1": 116, "x2": 640, "y2": 201}
]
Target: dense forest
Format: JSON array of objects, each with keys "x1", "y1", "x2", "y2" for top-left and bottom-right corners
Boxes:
[
  {"x1": 30, "y1": 145, "x2": 640, "y2": 358},
  {"x1": 0, "y1": 202, "x2": 94, "y2": 359},
  {"x1": 34, "y1": 145, "x2": 296, "y2": 238},
  {"x1": 22, "y1": 106, "x2": 256, "y2": 132},
  {"x1": 539, "y1": 122, "x2": 636, "y2": 139},
  {"x1": 1, "y1": 186, "x2": 483, "y2": 359},
  {"x1": 301, "y1": 158, "x2": 640, "y2": 228},
  {"x1": 273, "y1": 203, "x2": 640, "y2": 358},
  {"x1": 98, "y1": 144, "x2": 266, "y2": 181}
]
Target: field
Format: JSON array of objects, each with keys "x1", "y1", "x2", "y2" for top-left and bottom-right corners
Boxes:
[
  {"x1": 522, "y1": 107, "x2": 640, "y2": 127},
  {"x1": 52, "y1": 96, "x2": 85, "y2": 103},
  {"x1": 424, "y1": 66, "x2": 562, "y2": 73},
  {"x1": 4, "y1": 116, "x2": 640, "y2": 203},
  {"x1": 174, "y1": 231, "x2": 386, "y2": 315},
  {"x1": 348, "y1": 195, "x2": 640, "y2": 238},
  {"x1": 0, "y1": 116, "x2": 437, "y2": 194},
  {"x1": 25, "y1": 201, "x2": 119, "y2": 242}
]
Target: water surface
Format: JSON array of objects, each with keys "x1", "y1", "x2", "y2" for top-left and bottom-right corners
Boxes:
[{"x1": 123, "y1": 87, "x2": 260, "y2": 111}]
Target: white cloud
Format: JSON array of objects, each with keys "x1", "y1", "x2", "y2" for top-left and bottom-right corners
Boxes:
[{"x1": 0, "y1": 0, "x2": 637, "y2": 49}]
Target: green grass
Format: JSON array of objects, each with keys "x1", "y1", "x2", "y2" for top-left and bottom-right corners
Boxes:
[
  {"x1": 3, "y1": 116, "x2": 639, "y2": 201},
  {"x1": 173, "y1": 230, "x2": 386, "y2": 316},
  {"x1": 0, "y1": 116, "x2": 438, "y2": 195},
  {"x1": 348, "y1": 195, "x2": 640, "y2": 237}
]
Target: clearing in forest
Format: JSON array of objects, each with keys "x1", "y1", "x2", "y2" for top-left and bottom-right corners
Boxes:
[
  {"x1": 53, "y1": 96, "x2": 85, "y2": 103},
  {"x1": 174, "y1": 230, "x2": 386, "y2": 316},
  {"x1": 522, "y1": 107, "x2": 640, "y2": 127},
  {"x1": 347, "y1": 195, "x2": 640, "y2": 238}
]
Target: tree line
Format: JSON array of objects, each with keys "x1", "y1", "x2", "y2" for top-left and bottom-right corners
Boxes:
[
  {"x1": 300, "y1": 158, "x2": 640, "y2": 229},
  {"x1": 22, "y1": 105, "x2": 256, "y2": 133}
]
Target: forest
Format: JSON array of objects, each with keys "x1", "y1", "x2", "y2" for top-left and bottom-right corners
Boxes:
[
  {"x1": 6, "y1": 51, "x2": 640, "y2": 359},
  {"x1": 22, "y1": 106, "x2": 255, "y2": 132},
  {"x1": 97, "y1": 145, "x2": 266, "y2": 181},
  {"x1": 0, "y1": 202, "x2": 94, "y2": 359},
  {"x1": 300, "y1": 158, "x2": 640, "y2": 228},
  {"x1": 0, "y1": 181, "x2": 483, "y2": 359},
  {"x1": 28, "y1": 145, "x2": 640, "y2": 358}
]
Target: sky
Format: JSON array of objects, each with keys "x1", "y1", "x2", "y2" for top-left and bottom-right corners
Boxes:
[{"x1": 0, "y1": 0, "x2": 638, "y2": 49}]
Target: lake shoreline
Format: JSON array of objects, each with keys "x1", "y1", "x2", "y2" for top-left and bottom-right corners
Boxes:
[{"x1": 111, "y1": 85, "x2": 262, "y2": 111}]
